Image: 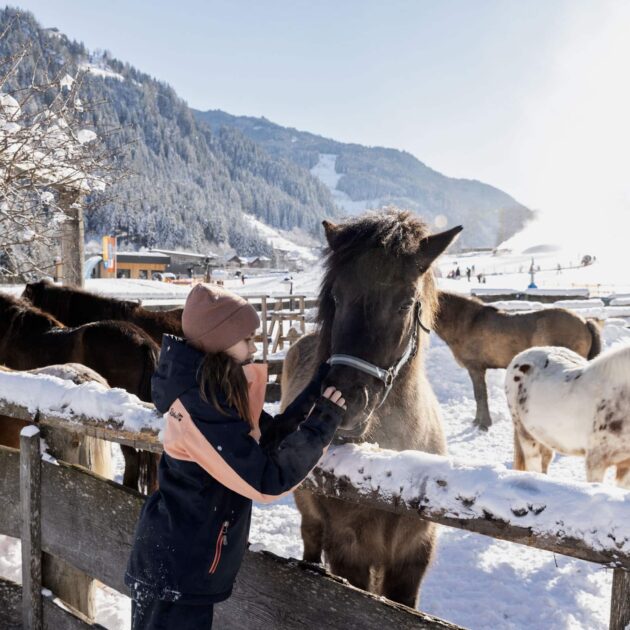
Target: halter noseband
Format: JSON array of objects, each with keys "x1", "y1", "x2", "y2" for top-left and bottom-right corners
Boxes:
[{"x1": 327, "y1": 300, "x2": 429, "y2": 407}]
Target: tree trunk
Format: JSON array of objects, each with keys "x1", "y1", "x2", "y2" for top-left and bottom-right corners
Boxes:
[{"x1": 59, "y1": 190, "x2": 84, "y2": 288}]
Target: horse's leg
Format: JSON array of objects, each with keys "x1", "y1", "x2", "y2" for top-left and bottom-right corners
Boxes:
[
  {"x1": 541, "y1": 445, "x2": 554, "y2": 474},
  {"x1": 121, "y1": 445, "x2": 140, "y2": 490},
  {"x1": 137, "y1": 451, "x2": 160, "y2": 494},
  {"x1": 615, "y1": 465, "x2": 630, "y2": 489},
  {"x1": 585, "y1": 449, "x2": 608, "y2": 483},
  {"x1": 516, "y1": 428, "x2": 551, "y2": 473},
  {"x1": 381, "y1": 523, "x2": 436, "y2": 608},
  {"x1": 468, "y1": 368, "x2": 492, "y2": 430},
  {"x1": 326, "y1": 551, "x2": 371, "y2": 592},
  {"x1": 294, "y1": 490, "x2": 324, "y2": 563}
]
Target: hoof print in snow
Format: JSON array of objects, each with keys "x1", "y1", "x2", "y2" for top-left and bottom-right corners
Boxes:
[
  {"x1": 457, "y1": 495, "x2": 476, "y2": 508},
  {"x1": 511, "y1": 506, "x2": 528, "y2": 517},
  {"x1": 435, "y1": 479, "x2": 447, "y2": 487}
]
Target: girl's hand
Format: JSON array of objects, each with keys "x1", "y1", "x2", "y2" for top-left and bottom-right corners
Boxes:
[{"x1": 322, "y1": 386, "x2": 347, "y2": 410}]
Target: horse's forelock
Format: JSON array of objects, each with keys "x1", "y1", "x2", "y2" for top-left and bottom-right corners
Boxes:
[{"x1": 316, "y1": 211, "x2": 438, "y2": 356}]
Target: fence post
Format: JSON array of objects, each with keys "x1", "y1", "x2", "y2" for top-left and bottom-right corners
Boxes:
[
  {"x1": 20, "y1": 425, "x2": 42, "y2": 630},
  {"x1": 610, "y1": 568, "x2": 630, "y2": 630},
  {"x1": 261, "y1": 296, "x2": 269, "y2": 361}
]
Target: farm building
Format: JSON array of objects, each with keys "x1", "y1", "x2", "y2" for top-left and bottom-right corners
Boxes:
[{"x1": 96, "y1": 252, "x2": 170, "y2": 279}]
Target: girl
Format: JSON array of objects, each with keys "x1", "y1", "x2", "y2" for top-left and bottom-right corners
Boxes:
[{"x1": 125, "y1": 284, "x2": 345, "y2": 629}]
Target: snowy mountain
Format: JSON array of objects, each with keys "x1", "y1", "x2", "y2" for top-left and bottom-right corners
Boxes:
[
  {"x1": 0, "y1": 9, "x2": 340, "y2": 255},
  {"x1": 195, "y1": 109, "x2": 534, "y2": 249}
]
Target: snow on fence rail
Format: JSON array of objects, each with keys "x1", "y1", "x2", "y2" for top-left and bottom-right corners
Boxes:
[{"x1": 0, "y1": 371, "x2": 629, "y2": 629}]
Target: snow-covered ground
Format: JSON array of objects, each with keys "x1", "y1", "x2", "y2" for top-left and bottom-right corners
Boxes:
[{"x1": 2, "y1": 247, "x2": 630, "y2": 629}]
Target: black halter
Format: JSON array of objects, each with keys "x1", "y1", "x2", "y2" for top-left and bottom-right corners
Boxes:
[{"x1": 327, "y1": 300, "x2": 429, "y2": 407}]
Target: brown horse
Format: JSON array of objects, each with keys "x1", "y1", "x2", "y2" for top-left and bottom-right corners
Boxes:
[
  {"x1": 0, "y1": 363, "x2": 112, "y2": 620},
  {"x1": 282, "y1": 210, "x2": 462, "y2": 608},
  {"x1": 0, "y1": 291, "x2": 159, "y2": 491},
  {"x1": 434, "y1": 291, "x2": 602, "y2": 430},
  {"x1": 23, "y1": 279, "x2": 183, "y2": 346}
]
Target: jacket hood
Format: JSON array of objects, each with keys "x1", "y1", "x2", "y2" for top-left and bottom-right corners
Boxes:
[{"x1": 151, "y1": 335, "x2": 205, "y2": 413}]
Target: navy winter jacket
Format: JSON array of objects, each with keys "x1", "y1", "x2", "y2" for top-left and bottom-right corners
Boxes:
[{"x1": 125, "y1": 336, "x2": 342, "y2": 604}]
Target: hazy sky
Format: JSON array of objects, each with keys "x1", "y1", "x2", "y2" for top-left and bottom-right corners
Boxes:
[{"x1": 11, "y1": 0, "x2": 630, "y2": 248}]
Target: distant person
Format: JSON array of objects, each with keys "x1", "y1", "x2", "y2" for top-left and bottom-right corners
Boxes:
[
  {"x1": 466, "y1": 267, "x2": 471, "y2": 282},
  {"x1": 477, "y1": 273, "x2": 483, "y2": 283},
  {"x1": 455, "y1": 266, "x2": 461, "y2": 279},
  {"x1": 241, "y1": 274, "x2": 246, "y2": 285}
]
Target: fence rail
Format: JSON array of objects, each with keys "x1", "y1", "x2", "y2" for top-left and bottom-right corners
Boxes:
[{"x1": 0, "y1": 377, "x2": 629, "y2": 629}]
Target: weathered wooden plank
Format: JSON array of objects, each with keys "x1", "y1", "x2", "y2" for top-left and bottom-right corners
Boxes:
[
  {"x1": 42, "y1": 589, "x2": 108, "y2": 630},
  {"x1": 261, "y1": 295, "x2": 269, "y2": 360},
  {"x1": 21, "y1": 426, "x2": 43, "y2": 630},
  {"x1": 302, "y1": 472, "x2": 630, "y2": 570},
  {"x1": 0, "y1": 578, "x2": 106, "y2": 630},
  {"x1": 0, "y1": 399, "x2": 162, "y2": 453},
  {"x1": 32, "y1": 458, "x2": 461, "y2": 629},
  {"x1": 40, "y1": 458, "x2": 144, "y2": 594},
  {"x1": 215, "y1": 550, "x2": 461, "y2": 629},
  {"x1": 610, "y1": 568, "x2": 630, "y2": 630},
  {"x1": 0, "y1": 446, "x2": 20, "y2": 538},
  {"x1": 0, "y1": 578, "x2": 22, "y2": 630}
]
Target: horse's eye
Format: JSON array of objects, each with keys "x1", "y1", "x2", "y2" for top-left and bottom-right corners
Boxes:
[
  {"x1": 332, "y1": 294, "x2": 339, "y2": 305},
  {"x1": 399, "y1": 300, "x2": 415, "y2": 313}
]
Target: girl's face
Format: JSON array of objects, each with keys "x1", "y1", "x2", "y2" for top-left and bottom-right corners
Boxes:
[{"x1": 225, "y1": 333, "x2": 257, "y2": 364}]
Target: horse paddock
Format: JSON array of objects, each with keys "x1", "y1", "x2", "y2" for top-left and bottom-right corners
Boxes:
[{"x1": 0, "y1": 369, "x2": 628, "y2": 630}]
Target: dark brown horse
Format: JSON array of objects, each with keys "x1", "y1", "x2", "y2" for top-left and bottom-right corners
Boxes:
[
  {"x1": 0, "y1": 291, "x2": 159, "y2": 491},
  {"x1": 434, "y1": 291, "x2": 602, "y2": 430},
  {"x1": 282, "y1": 210, "x2": 462, "y2": 608},
  {"x1": 23, "y1": 279, "x2": 183, "y2": 345}
]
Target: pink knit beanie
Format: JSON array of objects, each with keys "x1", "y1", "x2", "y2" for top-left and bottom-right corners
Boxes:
[{"x1": 182, "y1": 284, "x2": 260, "y2": 353}]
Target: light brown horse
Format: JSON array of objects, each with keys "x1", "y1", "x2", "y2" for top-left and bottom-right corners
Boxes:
[
  {"x1": 282, "y1": 210, "x2": 462, "y2": 608},
  {"x1": 23, "y1": 279, "x2": 183, "y2": 346},
  {"x1": 0, "y1": 291, "x2": 159, "y2": 491},
  {"x1": 0, "y1": 363, "x2": 112, "y2": 620},
  {"x1": 434, "y1": 291, "x2": 602, "y2": 430}
]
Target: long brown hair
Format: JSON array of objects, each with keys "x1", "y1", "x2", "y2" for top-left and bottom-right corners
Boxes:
[{"x1": 197, "y1": 352, "x2": 252, "y2": 427}]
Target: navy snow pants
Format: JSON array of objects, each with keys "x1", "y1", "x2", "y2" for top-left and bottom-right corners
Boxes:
[{"x1": 131, "y1": 597, "x2": 214, "y2": 629}]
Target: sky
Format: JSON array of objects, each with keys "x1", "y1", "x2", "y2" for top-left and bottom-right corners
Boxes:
[{"x1": 10, "y1": 0, "x2": 630, "y2": 252}]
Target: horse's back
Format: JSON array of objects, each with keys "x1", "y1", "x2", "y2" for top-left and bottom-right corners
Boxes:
[
  {"x1": 532, "y1": 308, "x2": 593, "y2": 358},
  {"x1": 506, "y1": 347, "x2": 592, "y2": 454}
]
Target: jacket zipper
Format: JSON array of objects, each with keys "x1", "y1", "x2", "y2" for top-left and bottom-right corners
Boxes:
[{"x1": 209, "y1": 521, "x2": 229, "y2": 574}]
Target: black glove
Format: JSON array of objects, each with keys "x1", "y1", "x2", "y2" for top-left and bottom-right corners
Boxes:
[
  {"x1": 281, "y1": 361, "x2": 331, "y2": 422},
  {"x1": 259, "y1": 362, "x2": 330, "y2": 451}
]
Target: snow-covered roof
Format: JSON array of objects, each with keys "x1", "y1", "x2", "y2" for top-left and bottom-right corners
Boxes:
[{"x1": 150, "y1": 248, "x2": 217, "y2": 259}]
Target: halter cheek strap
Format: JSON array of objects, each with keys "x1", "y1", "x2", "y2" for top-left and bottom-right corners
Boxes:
[{"x1": 327, "y1": 300, "x2": 428, "y2": 407}]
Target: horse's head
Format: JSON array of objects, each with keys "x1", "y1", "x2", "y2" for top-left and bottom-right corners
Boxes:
[
  {"x1": 318, "y1": 210, "x2": 462, "y2": 439},
  {"x1": 21, "y1": 279, "x2": 50, "y2": 305}
]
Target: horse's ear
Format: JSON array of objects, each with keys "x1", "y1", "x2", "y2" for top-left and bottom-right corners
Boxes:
[
  {"x1": 322, "y1": 220, "x2": 341, "y2": 249},
  {"x1": 416, "y1": 225, "x2": 463, "y2": 272}
]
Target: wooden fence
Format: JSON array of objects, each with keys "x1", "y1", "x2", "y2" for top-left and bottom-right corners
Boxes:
[{"x1": 0, "y1": 386, "x2": 629, "y2": 629}]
